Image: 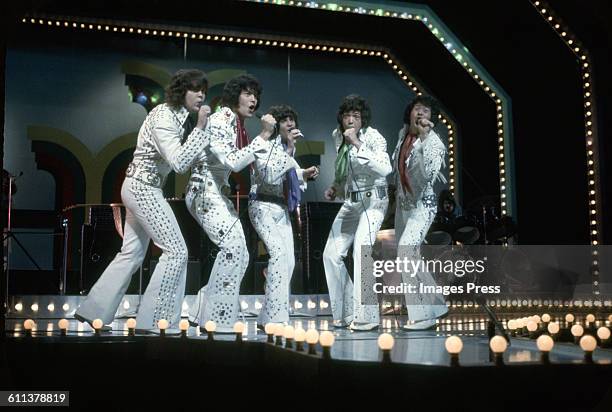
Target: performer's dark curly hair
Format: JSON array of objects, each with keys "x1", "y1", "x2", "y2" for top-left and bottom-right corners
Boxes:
[
  {"x1": 403, "y1": 95, "x2": 440, "y2": 125},
  {"x1": 222, "y1": 74, "x2": 262, "y2": 111},
  {"x1": 336, "y1": 94, "x2": 371, "y2": 131},
  {"x1": 164, "y1": 69, "x2": 208, "y2": 110},
  {"x1": 268, "y1": 104, "x2": 299, "y2": 128}
]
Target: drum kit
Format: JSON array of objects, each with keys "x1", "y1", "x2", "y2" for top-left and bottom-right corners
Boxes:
[{"x1": 425, "y1": 195, "x2": 516, "y2": 246}]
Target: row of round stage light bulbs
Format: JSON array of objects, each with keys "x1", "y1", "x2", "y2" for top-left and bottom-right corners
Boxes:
[
  {"x1": 21, "y1": 315, "x2": 611, "y2": 366},
  {"x1": 502, "y1": 313, "x2": 610, "y2": 364},
  {"x1": 19, "y1": 318, "x2": 338, "y2": 358}
]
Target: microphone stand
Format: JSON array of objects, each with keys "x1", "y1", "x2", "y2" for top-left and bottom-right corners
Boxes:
[{"x1": 3, "y1": 173, "x2": 43, "y2": 310}]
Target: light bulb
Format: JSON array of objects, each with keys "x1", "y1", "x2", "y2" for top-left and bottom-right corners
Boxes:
[
  {"x1": 204, "y1": 321, "x2": 216, "y2": 332},
  {"x1": 547, "y1": 322, "x2": 560, "y2": 334},
  {"x1": 126, "y1": 318, "x2": 137, "y2": 329},
  {"x1": 305, "y1": 329, "x2": 319, "y2": 345},
  {"x1": 445, "y1": 336, "x2": 463, "y2": 354},
  {"x1": 542, "y1": 314, "x2": 551, "y2": 323},
  {"x1": 23, "y1": 319, "x2": 35, "y2": 330},
  {"x1": 596, "y1": 327, "x2": 610, "y2": 340},
  {"x1": 157, "y1": 319, "x2": 169, "y2": 330},
  {"x1": 579, "y1": 335, "x2": 597, "y2": 352},
  {"x1": 283, "y1": 325, "x2": 295, "y2": 340},
  {"x1": 507, "y1": 320, "x2": 516, "y2": 330},
  {"x1": 92, "y1": 319, "x2": 103, "y2": 330},
  {"x1": 489, "y1": 336, "x2": 508, "y2": 354},
  {"x1": 233, "y1": 321, "x2": 245, "y2": 334},
  {"x1": 58, "y1": 319, "x2": 69, "y2": 330},
  {"x1": 179, "y1": 319, "x2": 189, "y2": 331},
  {"x1": 294, "y1": 327, "x2": 306, "y2": 342},
  {"x1": 571, "y1": 324, "x2": 584, "y2": 337},
  {"x1": 536, "y1": 335, "x2": 554, "y2": 352},
  {"x1": 377, "y1": 333, "x2": 395, "y2": 351},
  {"x1": 273, "y1": 323, "x2": 285, "y2": 337},
  {"x1": 264, "y1": 323, "x2": 275, "y2": 335},
  {"x1": 319, "y1": 331, "x2": 335, "y2": 347},
  {"x1": 527, "y1": 320, "x2": 538, "y2": 332},
  {"x1": 533, "y1": 315, "x2": 541, "y2": 323},
  {"x1": 565, "y1": 314, "x2": 575, "y2": 323},
  {"x1": 586, "y1": 314, "x2": 595, "y2": 323}
]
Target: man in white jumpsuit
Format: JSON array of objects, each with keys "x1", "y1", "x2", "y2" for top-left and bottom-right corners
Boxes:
[
  {"x1": 248, "y1": 105, "x2": 319, "y2": 326},
  {"x1": 392, "y1": 95, "x2": 449, "y2": 330},
  {"x1": 186, "y1": 74, "x2": 275, "y2": 333},
  {"x1": 323, "y1": 95, "x2": 392, "y2": 331},
  {"x1": 75, "y1": 69, "x2": 211, "y2": 332}
]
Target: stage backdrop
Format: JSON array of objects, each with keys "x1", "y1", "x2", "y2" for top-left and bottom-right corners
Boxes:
[{"x1": 4, "y1": 31, "x2": 450, "y2": 272}]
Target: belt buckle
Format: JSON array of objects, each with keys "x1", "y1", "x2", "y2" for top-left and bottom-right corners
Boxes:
[{"x1": 146, "y1": 172, "x2": 161, "y2": 187}]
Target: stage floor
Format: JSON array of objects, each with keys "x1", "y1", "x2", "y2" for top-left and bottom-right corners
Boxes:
[{"x1": 5, "y1": 315, "x2": 612, "y2": 366}]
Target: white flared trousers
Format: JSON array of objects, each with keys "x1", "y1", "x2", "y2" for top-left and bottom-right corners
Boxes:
[
  {"x1": 323, "y1": 197, "x2": 388, "y2": 324},
  {"x1": 76, "y1": 177, "x2": 188, "y2": 329},
  {"x1": 395, "y1": 202, "x2": 447, "y2": 322},
  {"x1": 248, "y1": 200, "x2": 295, "y2": 324},
  {"x1": 185, "y1": 182, "x2": 249, "y2": 332}
]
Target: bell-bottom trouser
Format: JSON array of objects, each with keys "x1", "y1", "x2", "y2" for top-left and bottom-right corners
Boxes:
[
  {"x1": 186, "y1": 183, "x2": 249, "y2": 331},
  {"x1": 76, "y1": 177, "x2": 188, "y2": 329},
  {"x1": 248, "y1": 200, "x2": 295, "y2": 324},
  {"x1": 395, "y1": 202, "x2": 447, "y2": 322},
  {"x1": 323, "y1": 197, "x2": 388, "y2": 324}
]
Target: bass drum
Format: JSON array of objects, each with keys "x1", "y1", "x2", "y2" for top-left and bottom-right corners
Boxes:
[
  {"x1": 425, "y1": 215, "x2": 453, "y2": 245},
  {"x1": 452, "y1": 215, "x2": 481, "y2": 245}
]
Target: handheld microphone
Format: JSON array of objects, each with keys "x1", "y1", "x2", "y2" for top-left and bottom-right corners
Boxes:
[
  {"x1": 255, "y1": 112, "x2": 279, "y2": 136},
  {"x1": 289, "y1": 127, "x2": 304, "y2": 138}
]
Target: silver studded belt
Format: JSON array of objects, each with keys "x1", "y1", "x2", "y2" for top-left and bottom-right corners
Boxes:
[
  {"x1": 125, "y1": 162, "x2": 164, "y2": 189},
  {"x1": 349, "y1": 185, "x2": 388, "y2": 203}
]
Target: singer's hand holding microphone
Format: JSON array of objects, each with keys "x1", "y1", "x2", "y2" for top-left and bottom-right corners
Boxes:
[
  {"x1": 196, "y1": 105, "x2": 212, "y2": 129},
  {"x1": 416, "y1": 117, "x2": 434, "y2": 138},
  {"x1": 259, "y1": 114, "x2": 277, "y2": 140}
]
